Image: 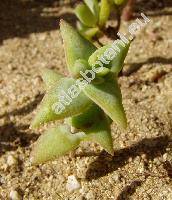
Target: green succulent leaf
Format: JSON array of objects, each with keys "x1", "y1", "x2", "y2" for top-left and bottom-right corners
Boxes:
[
  {"x1": 88, "y1": 41, "x2": 130, "y2": 75},
  {"x1": 66, "y1": 104, "x2": 101, "y2": 129},
  {"x1": 84, "y1": 116, "x2": 114, "y2": 155},
  {"x1": 88, "y1": 44, "x2": 111, "y2": 67},
  {"x1": 96, "y1": 67, "x2": 110, "y2": 77},
  {"x1": 77, "y1": 21, "x2": 100, "y2": 40},
  {"x1": 114, "y1": 0, "x2": 126, "y2": 5},
  {"x1": 66, "y1": 105, "x2": 114, "y2": 155},
  {"x1": 84, "y1": 0, "x2": 100, "y2": 20},
  {"x1": 111, "y1": 41, "x2": 130, "y2": 74},
  {"x1": 99, "y1": 0, "x2": 111, "y2": 28},
  {"x1": 77, "y1": 22, "x2": 101, "y2": 41},
  {"x1": 92, "y1": 77, "x2": 105, "y2": 84},
  {"x1": 73, "y1": 59, "x2": 91, "y2": 78},
  {"x1": 75, "y1": 3, "x2": 97, "y2": 27},
  {"x1": 77, "y1": 21, "x2": 89, "y2": 33},
  {"x1": 84, "y1": 27, "x2": 100, "y2": 40},
  {"x1": 40, "y1": 68, "x2": 64, "y2": 89},
  {"x1": 31, "y1": 125, "x2": 85, "y2": 164},
  {"x1": 60, "y1": 20, "x2": 96, "y2": 77},
  {"x1": 31, "y1": 77, "x2": 92, "y2": 128},
  {"x1": 83, "y1": 73, "x2": 127, "y2": 129}
]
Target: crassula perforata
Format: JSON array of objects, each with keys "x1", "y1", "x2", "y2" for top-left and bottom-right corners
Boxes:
[
  {"x1": 30, "y1": 20, "x2": 130, "y2": 165},
  {"x1": 75, "y1": 0, "x2": 127, "y2": 40}
]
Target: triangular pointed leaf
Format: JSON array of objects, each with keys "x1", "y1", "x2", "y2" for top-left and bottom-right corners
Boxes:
[
  {"x1": 73, "y1": 59, "x2": 91, "y2": 78},
  {"x1": 84, "y1": 116, "x2": 114, "y2": 155},
  {"x1": 77, "y1": 22, "x2": 100, "y2": 40},
  {"x1": 99, "y1": 0, "x2": 111, "y2": 28},
  {"x1": 111, "y1": 41, "x2": 130, "y2": 74},
  {"x1": 75, "y1": 3, "x2": 97, "y2": 27},
  {"x1": 60, "y1": 20, "x2": 96, "y2": 76},
  {"x1": 88, "y1": 44, "x2": 111, "y2": 68},
  {"x1": 84, "y1": 0, "x2": 99, "y2": 20},
  {"x1": 96, "y1": 67, "x2": 110, "y2": 77},
  {"x1": 83, "y1": 73, "x2": 127, "y2": 129},
  {"x1": 84, "y1": 27, "x2": 100, "y2": 40},
  {"x1": 83, "y1": 28, "x2": 100, "y2": 41},
  {"x1": 40, "y1": 68, "x2": 64, "y2": 89},
  {"x1": 31, "y1": 125, "x2": 85, "y2": 164},
  {"x1": 31, "y1": 77, "x2": 92, "y2": 128},
  {"x1": 66, "y1": 104, "x2": 101, "y2": 129},
  {"x1": 77, "y1": 21, "x2": 89, "y2": 32},
  {"x1": 66, "y1": 105, "x2": 114, "y2": 155},
  {"x1": 88, "y1": 41, "x2": 130, "y2": 75}
]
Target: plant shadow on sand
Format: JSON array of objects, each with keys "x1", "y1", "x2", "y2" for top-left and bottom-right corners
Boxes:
[
  {"x1": 0, "y1": 0, "x2": 75, "y2": 44},
  {"x1": 116, "y1": 180, "x2": 143, "y2": 200},
  {"x1": 0, "y1": 93, "x2": 42, "y2": 156},
  {"x1": 123, "y1": 56, "x2": 172, "y2": 76},
  {"x1": 134, "y1": 0, "x2": 172, "y2": 17},
  {"x1": 85, "y1": 135, "x2": 171, "y2": 180},
  {"x1": 0, "y1": 0, "x2": 172, "y2": 44},
  {"x1": 0, "y1": 122, "x2": 39, "y2": 157},
  {"x1": 0, "y1": 93, "x2": 43, "y2": 119}
]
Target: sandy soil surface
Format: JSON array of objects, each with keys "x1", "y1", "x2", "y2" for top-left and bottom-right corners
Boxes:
[{"x1": 0, "y1": 0, "x2": 172, "y2": 199}]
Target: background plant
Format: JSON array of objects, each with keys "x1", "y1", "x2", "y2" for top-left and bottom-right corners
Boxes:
[
  {"x1": 121, "y1": 0, "x2": 135, "y2": 21},
  {"x1": 74, "y1": 0, "x2": 127, "y2": 41},
  {"x1": 30, "y1": 20, "x2": 130, "y2": 165}
]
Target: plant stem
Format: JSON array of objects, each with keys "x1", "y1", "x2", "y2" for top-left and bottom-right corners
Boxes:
[{"x1": 122, "y1": 0, "x2": 135, "y2": 21}]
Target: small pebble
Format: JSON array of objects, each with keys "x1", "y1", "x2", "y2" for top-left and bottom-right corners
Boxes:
[
  {"x1": 138, "y1": 164, "x2": 145, "y2": 173},
  {"x1": 128, "y1": 157, "x2": 133, "y2": 163},
  {"x1": 66, "y1": 175, "x2": 81, "y2": 192},
  {"x1": 163, "y1": 153, "x2": 168, "y2": 161},
  {"x1": 9, "y1": 190, "x2": 21, "y2": 200},
  {"x1": 112, "y1": 172, "x2": 121, "y2": 182},
  {"x1": 85, "y1": 191, "x2": 95, "y2": 200},
  {"x1": 7, "y1": 155, "x2": 18, "y2": 166},
  {"x1": 38, "y1": 33, "x2": 47, "y2": 41},
  {"x1": 153, "y1": 158, "x2": 161, "y2": 165}
]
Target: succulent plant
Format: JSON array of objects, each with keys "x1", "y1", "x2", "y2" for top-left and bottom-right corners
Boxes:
[
  {"x1": 75, "y1": 0, "x2": 127, "y2": 41},
  {"x1": 30, "y1": 20, "x2": 130, "y2": 165}
]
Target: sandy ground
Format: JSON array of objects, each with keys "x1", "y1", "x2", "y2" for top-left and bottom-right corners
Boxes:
[{"x1": 0, "y1": 0, "x2": 172, "y2": 199}]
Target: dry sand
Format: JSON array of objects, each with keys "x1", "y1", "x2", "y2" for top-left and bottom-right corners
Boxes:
[{"x1": 0, "y1": 0, "x2": 172, "y2": 199}]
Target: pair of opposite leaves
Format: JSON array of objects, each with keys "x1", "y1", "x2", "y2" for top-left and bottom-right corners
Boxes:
[
  {"x1": 75, "y1": 0, "x2": 126, "y2": 40},
  {"x1": 31, "y1": 20, "x2": 130, "y2": 165}
]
